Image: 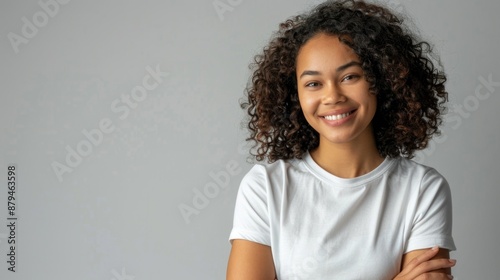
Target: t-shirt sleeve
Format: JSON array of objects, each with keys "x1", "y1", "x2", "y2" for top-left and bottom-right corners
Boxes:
[
  {"x1": 229, "y1": 165, "x2": 271, "y2": 246},
  {"x1": 405, "y1": 168, "x2": 456, "y2": 253}
]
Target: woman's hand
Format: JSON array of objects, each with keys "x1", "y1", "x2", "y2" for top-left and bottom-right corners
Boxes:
[{"x1": 393, "y1": 246, "x2": 456, "y2": 280}]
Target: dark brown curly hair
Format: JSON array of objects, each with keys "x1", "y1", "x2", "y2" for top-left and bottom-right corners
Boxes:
[{"x1": 242, "y1": 0, "x2": 448, "y2": 162}]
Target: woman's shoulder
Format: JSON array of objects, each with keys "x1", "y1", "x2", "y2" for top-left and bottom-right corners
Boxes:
[
  {"x1": 248, "y1": 155, "x2": 303, "y2": 173},
  {"x1": 393, "y1": 157, "x2": 444, "y2": 174},
  {"x1": 390, "y1": 157, "x2": 449, "y2": 188},
  {"x1": 240, "y1": 156, "x2": 307, "y2": 188}
]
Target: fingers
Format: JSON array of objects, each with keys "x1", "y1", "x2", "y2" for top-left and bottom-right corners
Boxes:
[
  {"x1": 402, "y1": 259, "x2": 456, "y2": 279},
  {"x1": 400, "y1": 246, "x2": 440, "y2": 274},
  {"x1": 414, "y1": 258, "x2": 456, "y2": 275},
  {"x1": 415, "y1": 272, "x2": 454, "y2": 280},
  {"x1": 398, "y1": 247, "x2": 456, "y2": 279}
]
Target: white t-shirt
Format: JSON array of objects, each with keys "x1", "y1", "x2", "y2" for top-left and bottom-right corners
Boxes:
[{"x1": 229, "y1": 152, "x2": 456, "y2": 280}]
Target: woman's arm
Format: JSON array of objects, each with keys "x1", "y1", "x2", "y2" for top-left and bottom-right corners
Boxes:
[
  {"x1": 226, "y1": 239, "x2": 276, "y2": 280},
  {"x1": 394, "y1": 247, "x2": 456, "y2": 279}
]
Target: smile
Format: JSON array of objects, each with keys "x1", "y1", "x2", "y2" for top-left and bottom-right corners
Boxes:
[{"x1": 323, "y1": 110, "x2": 354, "y2": 121}]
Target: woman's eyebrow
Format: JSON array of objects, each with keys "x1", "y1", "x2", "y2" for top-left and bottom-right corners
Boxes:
[
  {"x1": 336, "y1": 61, "x2": 362, "y2": 72},
  {"x1": 299, "y1": 70, "x2": 321, "y2": 79},
  {"x1": 299, "y1": 61, "x2": 362, "y2": 79}
]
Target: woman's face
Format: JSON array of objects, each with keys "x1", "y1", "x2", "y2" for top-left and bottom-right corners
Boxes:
[{"x1": 296, "y1": 33, "x2": 377, "y2": 146}]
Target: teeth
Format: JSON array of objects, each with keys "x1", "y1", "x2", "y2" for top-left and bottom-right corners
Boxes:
[{"x1": 324, "y1": 112, "x2": 351, "y2": 121}]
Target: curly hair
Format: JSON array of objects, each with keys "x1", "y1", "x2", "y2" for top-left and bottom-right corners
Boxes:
[{"x1": 242, "y1": 0, "x2": 448, "y2": 162}]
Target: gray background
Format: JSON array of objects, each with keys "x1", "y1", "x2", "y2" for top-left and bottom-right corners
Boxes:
[{"x1": 0, "y1": 0, "x2": 498, "y2": 279}]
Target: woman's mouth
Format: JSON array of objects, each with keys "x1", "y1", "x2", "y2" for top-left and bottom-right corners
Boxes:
[{"x1": 323, "y1": 110, "x2": 356, "y2": 121}]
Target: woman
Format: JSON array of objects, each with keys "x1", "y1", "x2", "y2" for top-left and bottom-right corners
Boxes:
[{"x1": 227, "y1": 1, "x2": 456, "y2": 279}]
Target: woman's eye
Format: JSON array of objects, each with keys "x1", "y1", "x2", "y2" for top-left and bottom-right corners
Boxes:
[
  {"x1": 305, "y1": 82, "x2": 320, "y2": 87},
  {"x1": 342, "y1": 74, "x2": 359, "y2": 82}
]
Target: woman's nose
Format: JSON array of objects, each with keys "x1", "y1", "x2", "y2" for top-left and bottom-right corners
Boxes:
[{"x1": 321, "y1": 83, "x2": 346, "y2": 104}]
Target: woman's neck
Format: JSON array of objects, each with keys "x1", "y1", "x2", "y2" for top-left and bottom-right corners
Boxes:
[{"x1": 310, "y1": 135, "x2": 384, "y2": 179}]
